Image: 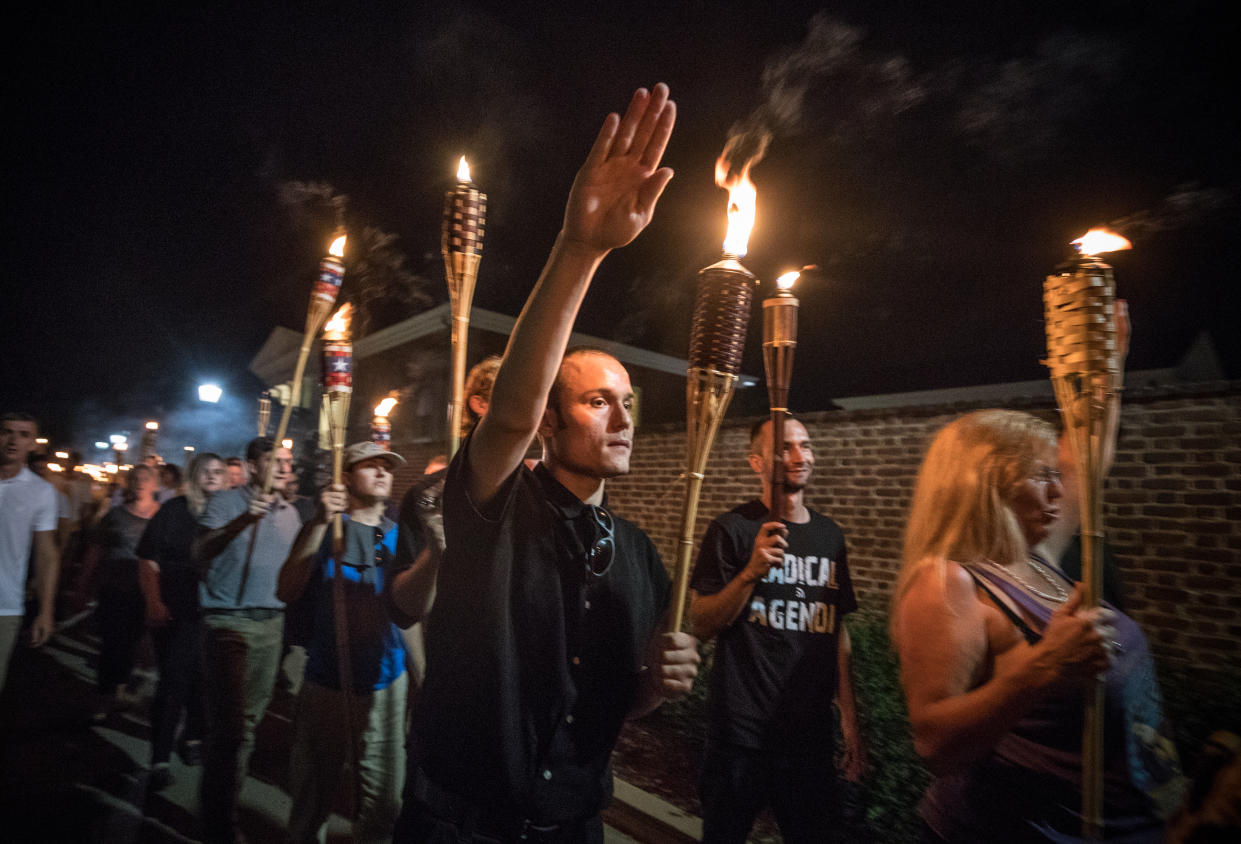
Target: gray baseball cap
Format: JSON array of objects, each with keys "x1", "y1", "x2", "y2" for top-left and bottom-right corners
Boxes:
[{"x1": 343, "y1": 441, "x2": 407, "y2": 470}]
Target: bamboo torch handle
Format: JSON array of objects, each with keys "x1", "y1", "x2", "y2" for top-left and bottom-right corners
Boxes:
[
  {"x1": 447, "y1": 310, "x2": 470, "y2": 457},
  {"x1": 331, "y1": 440, "x2": 345, "y2": 555},
  {"x1": 264, "y1": 346, "x2": 312, "y2": 494},
  {"x1": 668, "y1": 472, "x2": 705, "y2": 633},
  {"x1": 768, "y1": 409, "x2": 786, "y2": 522}
]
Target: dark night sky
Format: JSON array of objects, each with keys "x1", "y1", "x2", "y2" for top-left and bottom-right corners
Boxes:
[{"x1": 4, "y1": 1, "x2": 1238, "y2": 454}]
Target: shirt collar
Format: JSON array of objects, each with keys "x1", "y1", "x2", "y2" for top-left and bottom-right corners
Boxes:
[{"x1": 533, "y1": 461, "x2": 609, "y2": 520}]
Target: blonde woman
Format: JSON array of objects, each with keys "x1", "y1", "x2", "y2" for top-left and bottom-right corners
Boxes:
[
  {"x1": 893, "y1": 410, "x2": 1179, "y2": 842},
  {"x1": 136, "y1": 453, "x2": 226, "y2": 789}
]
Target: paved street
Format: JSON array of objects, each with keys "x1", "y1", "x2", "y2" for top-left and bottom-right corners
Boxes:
[{"x1": 0, "y1": 611, "x2": 640, "y2": 842}]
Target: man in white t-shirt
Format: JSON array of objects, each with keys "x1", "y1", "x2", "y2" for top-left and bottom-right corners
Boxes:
[{"x1": 0, "y1": 413, "x2": 60, "y2": 693}]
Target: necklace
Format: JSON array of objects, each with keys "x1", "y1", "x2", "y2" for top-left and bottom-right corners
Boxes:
[{"x1": 988, "y1": 557, "x2": 1069, "y2": 602}]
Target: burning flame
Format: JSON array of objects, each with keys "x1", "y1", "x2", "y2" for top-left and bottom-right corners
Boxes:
[
  {"x1": 374, "y1": 397, "x2": 398, "y2": 417},
  {"x1": 323, "y1": 302, "x2": 353, "y2": 340},
  {"x1": 715, "y1": 157, "x2": 757, "y2": 257},
  {"x1": 1072, "y1": 228, "x2": 1131, "y2": 257},
  {"x1": 48, "y1": 463, "x2": 64, "y2": 472},
  {"x1": 281, "y1": 438, "x2": 294, "y2": 450},
  {"x1": 54, "y1": 451, "x2": 69, "y2": 459},
  {"x1": 776, "y1": 271, "x2": 800, "y2": 291},
  {"x1": 145, "y1": 421, "x2": 159, "y2": 431},
  {"x1": 329, "y1": 234, "x2": 347, "y2": 258},
  {"x1": 457, "y1": 156, "x2": 471, "y2": 182}
]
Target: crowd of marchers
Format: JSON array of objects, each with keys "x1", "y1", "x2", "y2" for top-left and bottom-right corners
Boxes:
[{"x1": 3, "y1": 83, "x2": 1238, "y2": 844}]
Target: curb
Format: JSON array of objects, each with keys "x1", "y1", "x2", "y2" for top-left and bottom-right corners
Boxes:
[{"x1": 603, "y1": 777, "x2": 702, "y2": 843}]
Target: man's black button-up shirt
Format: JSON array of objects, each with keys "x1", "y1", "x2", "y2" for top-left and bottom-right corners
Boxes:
[{"x1": 410, "y1": 438, "x2": 670, "y2": 824}]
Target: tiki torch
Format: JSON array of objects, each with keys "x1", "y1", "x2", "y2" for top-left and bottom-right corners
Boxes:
[
  {"x1": 264, "y1": 231, "x2": 347, "y2": 493},
  {"x1": 1043, "y1": 227, "x2": 1129, "y2": 840},
  {"x1": 371, "y1": 395, "x2": 397, "y2": 450},
  {"x1": 762, "y1": 271, "x2": 801, "y2": 521},
  {"x1": 442, "y1": 156, "x2": 486, "y2": 457},
  {"x1": 668, "y1": 164, "x2": 758, "y2": 633},
  {"x1": 323, "y1": 303, "x2": 354, "y2": 550},
  {"x1": 140, "y1": 421, "x2": 160, "y2": 464},
  {"x1": 257, "y1": 391, "x2": 272, "y2": 438}
]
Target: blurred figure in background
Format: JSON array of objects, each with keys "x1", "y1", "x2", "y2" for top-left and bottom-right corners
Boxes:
[
  {"x1": 90, "y1": 464, "x2": 160, "y2": 721},
  {"x1": 225, "y1": 457, "x2": 247, "y2": 489},
  {"x1": 0, "y1": 412, "x2": 59, "y2": 694},
  {"x1": 156, "y1": 463, "x2": 183, "y2": 504},
  {"x1": 137, "y1": 452, "x2": 226, "y2": 790}
]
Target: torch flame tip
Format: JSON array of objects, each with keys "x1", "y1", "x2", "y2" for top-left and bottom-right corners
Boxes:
[
  {"x1": 457, "y1": 156, "x2": 471, "y2": 182},
  {"x1": 374, "y1": 396, "x2": 398, "y2": 417},
  {"x1": 1071, "y1": 228, "x2": 1131, "y2": 256},
  {"x1": 775, "y1": 271, "x2": 800, "y2": 291},
  {"x1": 324, "y1": 302, "x2": 354, "y2": 338}
]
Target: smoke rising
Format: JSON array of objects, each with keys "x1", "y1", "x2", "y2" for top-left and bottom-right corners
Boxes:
[
  {"x1": 1108, "y1": 184, "x2": 1233, "y2": 239},
  {"x1": 719, "y1": 13, "x2": 926, "y2": 180}
]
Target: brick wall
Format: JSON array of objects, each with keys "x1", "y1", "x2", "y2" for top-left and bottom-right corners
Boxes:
[{"x1": 601, "y1": 382, "x2": 1241, "y2": 671}]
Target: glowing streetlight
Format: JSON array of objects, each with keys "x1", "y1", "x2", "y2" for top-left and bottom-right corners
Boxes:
[{"x1": 198, "y1": 383, "x2": 223, "y2": 403}]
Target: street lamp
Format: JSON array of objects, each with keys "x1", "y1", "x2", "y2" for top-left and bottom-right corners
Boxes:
[{"x1": 198, "y1": 383, "x2": 223, "y2": 403}]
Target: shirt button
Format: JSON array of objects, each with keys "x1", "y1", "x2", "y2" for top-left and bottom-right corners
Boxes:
[
  {"x1": 584, "y1": 600, "x2": 591, "y2": 610},
  {"x1": 571, "y1": 656, "x2": 581, "y2": 665},
  {"x1": 543, "y1": 769, "x2": 552, "y2": 780},
  {"x1": 565, "y1": 714, "x2": 574, "y2": 724}
]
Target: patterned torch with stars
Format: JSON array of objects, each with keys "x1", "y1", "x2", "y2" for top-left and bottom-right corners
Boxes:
[
  {"x1": 442, "y1": 156, "x2": 486, "y2": 457},
  {"x1": 322, "y1": 303, "x2": 353, "y2": 549},
  {"x1": 264, "y1": 231, "x2": 347, "y2": 494}
]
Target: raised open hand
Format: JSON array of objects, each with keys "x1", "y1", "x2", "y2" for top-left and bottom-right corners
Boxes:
[{"x1": 562, "y1": 84, "x2": 676, "y2": 254}]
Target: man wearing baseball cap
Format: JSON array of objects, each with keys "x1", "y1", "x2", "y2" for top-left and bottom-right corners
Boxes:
[{"x1": 277, "y1": 441, "x2": 409, "y2": 844}]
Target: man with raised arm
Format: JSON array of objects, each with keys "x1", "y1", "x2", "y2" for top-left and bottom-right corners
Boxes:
[
  {"x1": 689, "y1": 417, "x2": 865, "y2": 844},
  {"x1": 393, "y1": 83, "x2": 699, "y2": 843}
]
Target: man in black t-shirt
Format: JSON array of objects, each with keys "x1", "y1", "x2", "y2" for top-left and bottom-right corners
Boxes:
[
  {"x1": 690, "y1": 417, "x2": 866, "y2": 843},
  {"x1": 392, "y1": 83, "x2": 699, "y2": 843}
]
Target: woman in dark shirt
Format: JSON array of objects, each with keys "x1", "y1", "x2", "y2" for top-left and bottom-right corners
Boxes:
[
  {"x1": 91, "y1": 464, "x2": 160, "y2": 721},
  {"x1": 136, "y1": 453, "x2": 225, "y2": 789}
]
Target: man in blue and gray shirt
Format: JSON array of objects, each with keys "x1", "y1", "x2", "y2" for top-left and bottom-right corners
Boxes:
[{"x1": 193, "y1": 436, "x2": 302, "y2": 844}]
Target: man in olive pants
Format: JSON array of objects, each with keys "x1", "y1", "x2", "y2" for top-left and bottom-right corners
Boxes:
[{"x1": 193, "y1": 437, "x2": 301, "y2": 844}]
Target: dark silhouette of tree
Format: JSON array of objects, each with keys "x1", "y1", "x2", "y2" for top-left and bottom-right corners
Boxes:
[{"x1": 277, "y1": 180, "x2": 434, "y2": 337}]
